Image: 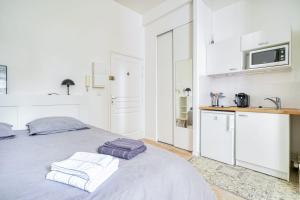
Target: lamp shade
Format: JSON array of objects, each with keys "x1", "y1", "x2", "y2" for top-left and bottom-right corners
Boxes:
[
  {"x1": 184, "y1": 88, "x2": 192, "y2": 96},
  {"x1": 61, "y1": 79, "x2": 75, "y2": 95},
  {"x1": 184, "y1": 88, "x2": 191, "y2": 92},
  {"x1": 61, "y1": 79, "x2": 75, "y2": 86}
]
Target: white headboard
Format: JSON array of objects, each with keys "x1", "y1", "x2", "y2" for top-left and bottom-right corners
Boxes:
[{"x1": 0, "y1": 95, "x2": 88, "y2": 130}]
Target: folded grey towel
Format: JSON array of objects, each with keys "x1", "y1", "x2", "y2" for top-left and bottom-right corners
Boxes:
[
  {"x1": 104, "y1": 138, "x2": 144, "y2": 151},
  {"x1": 98, "y1": 145, "x2": 147, "y2": 160},
  {"x1": 0, "y1": 135, "x2": 15, "y2": 140}
]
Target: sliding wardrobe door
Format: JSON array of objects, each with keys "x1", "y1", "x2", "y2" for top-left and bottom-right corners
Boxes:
[
  {"x1": 157, "y1": 31, "x2": 174, "y2": 145},
  {"x1": 173, "y1": 23, "x2": 193, "y2": 151}
]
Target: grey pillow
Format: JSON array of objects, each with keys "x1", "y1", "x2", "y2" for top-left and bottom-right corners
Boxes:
[
  {"x1": 0, "y1": 122, "x2": 15, "y2": 140},
  {"x1": 27, "y1": 117, "x2": 89, "y2": 135}
]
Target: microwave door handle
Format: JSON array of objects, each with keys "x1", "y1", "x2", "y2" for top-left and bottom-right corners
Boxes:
[{"x1": 275, "y1": 50, "x2": 280, "y2": 62}]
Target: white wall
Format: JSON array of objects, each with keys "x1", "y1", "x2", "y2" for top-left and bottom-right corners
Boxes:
[
  {"x1": 144, "y1": 1, "x2": 193, "y2": 140},
  {"x1": 193, "y1": 0, "x2": 213, "y2": 155},
  {"x1": 197, "y1": 0, "x2": 300, "y2": 153},
  {"x1": 0, "y1": 0, "x2": 144, "y2": 129}
]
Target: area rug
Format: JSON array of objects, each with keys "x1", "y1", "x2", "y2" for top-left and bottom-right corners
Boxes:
[{"x1": 190, "y1": 157, "x2": 299, "y2": 200}]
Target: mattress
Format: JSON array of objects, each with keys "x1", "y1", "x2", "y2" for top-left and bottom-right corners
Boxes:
[{"x1": 0, "y1": 127, "x2": 216, "y2": 200}]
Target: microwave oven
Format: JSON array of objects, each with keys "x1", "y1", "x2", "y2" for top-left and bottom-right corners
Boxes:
[{"x1": 249, "y1": 44, "x2": 289, "y2": 69}]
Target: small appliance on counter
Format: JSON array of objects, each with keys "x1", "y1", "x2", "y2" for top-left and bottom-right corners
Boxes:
[
  {"x1": 210, "y1": 92, "x2": 225, "y2": 107},
  {"x1": 234, "y1": 93, "x2": 250, "y2": 107}
]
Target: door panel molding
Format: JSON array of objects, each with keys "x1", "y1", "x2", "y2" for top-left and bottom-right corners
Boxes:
[{"x1": 109, "y1": 52, "x2": 144, "y2": 139}]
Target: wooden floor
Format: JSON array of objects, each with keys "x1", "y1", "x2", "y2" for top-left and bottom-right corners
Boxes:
[
  {"x1": 143, "y1": 139, "x2": 245, "y2": 200},
  {"x1": 143, "y1": 139, "x2": 193, "y2": 160}
]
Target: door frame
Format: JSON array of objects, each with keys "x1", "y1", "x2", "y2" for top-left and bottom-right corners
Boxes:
[{"x1": 108, "y1": 52, "x2": 145, "y2": 136}]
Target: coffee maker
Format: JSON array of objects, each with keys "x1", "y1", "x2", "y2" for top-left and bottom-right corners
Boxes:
[{"x1": 234, "y1": 93, "x2": 250, "y2": 107}]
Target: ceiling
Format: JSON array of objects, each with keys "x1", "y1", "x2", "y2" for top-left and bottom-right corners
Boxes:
[
  {"x1": 115, "y1": 0, "x2": 166, "y2": 14},
  {"x1": 203, "y1": 0, "x2": 241, "y2": 11}
]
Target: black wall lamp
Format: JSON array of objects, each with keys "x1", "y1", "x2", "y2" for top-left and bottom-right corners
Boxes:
[
  {"x1": 61, "y1": 79, "x2": 75, "y2": 95},
  {"x1": 184, "y1": 88, "x2": 192, "y2": 96}
]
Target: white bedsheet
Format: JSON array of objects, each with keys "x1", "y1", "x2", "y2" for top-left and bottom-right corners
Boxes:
[{"x1": 1, "y1": 128, "x2": 216, "y2": 200}]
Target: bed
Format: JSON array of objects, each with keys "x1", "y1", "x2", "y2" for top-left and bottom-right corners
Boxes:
[{"x1": 0, "y1": 127, "x2": 216, "y2": 200}]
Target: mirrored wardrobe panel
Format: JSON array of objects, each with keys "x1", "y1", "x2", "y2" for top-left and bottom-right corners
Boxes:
[
  {"x1": 173, "y1": 22, "x2": 193, "y2": 151},
  {"x1": 0, "y1": 65, "x2": 7, "y2": 95},
  {"x1": 175, "y1": 59, "x2": 193, "y2": 129}
]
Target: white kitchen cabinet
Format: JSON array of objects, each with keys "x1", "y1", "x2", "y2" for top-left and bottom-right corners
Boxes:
[
  {"x1": 241, "y1": 26, "x2": 291, "y2": 51},
  {"x1": 236, "y1": 112, "x2": 290, "y2": 180},
  {"x1": 206, "y1": 37, "x2": 243, "y2": 75},
  {"x1": 201, "y1": 111, "x2": 235, "y2": 165}
]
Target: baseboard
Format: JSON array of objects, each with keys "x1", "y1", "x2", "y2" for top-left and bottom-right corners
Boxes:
[
  {"x1": 236, "y1": 160, "x2": 289, "y2": 181},
  {"x1": 192, "y1": 151, "x2": 200, "y2": 157},
  {"x1": 143, "y1": 136, "x2": 157, "y2": 141}
]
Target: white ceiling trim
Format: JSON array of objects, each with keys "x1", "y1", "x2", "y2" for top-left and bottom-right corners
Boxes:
[
  {"x1": 114, "y1": 0, "x2": 166, "y2": 14},
  {"x1": 143, "y1": 0, "x2": 192, "y2": 26},
  {"x1": 203, "y1": 0, "x2": 241, "y2": 11}
]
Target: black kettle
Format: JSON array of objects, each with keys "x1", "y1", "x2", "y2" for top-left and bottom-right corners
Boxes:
[{"x1": 234, "y1": 93, "x2": 250, "y2": 107}]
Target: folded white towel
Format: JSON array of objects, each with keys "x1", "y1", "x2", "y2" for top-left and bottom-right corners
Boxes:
[
  {"x1": 50, "y1": 152, "x2": 114, "y2": 180},
  {"x1": 46, "y1": 152, "x2": 119, "y2": 192}
]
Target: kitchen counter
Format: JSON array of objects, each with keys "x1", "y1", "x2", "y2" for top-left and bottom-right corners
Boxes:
[{"x1": 200, "y1": 106, "x2": 300, "y2": 115}]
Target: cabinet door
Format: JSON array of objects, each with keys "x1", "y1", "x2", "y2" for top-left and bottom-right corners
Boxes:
[
  {"x1": 241, "y1": 30, "x2": 264, "y2": 51},
  {"x1": 201, "y1": 111, "x2": 235, "y2": 165},
  {"x1": 241, "y1": 26, "x2": 291, "y2": 51},
  {"x1": 206, "y1": 37, "x2": 242, "y2": 75},
  {"x1": 236, "y1": 112, "x2": 289, "y2": 173}
]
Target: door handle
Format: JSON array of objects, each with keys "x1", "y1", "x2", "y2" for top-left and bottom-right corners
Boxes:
[
  {"x1": 258, "y1": 41, "x2": 269, "y2": 46},
  {"x1": 226, "y1": 115, "x2": 230, "y2": 131},
  {"x1": 111, "y1": 96, "x2": 118, "y2": 104},
  {"x1": 109, "y1": 75, "x2": 115, "y2": 81}
]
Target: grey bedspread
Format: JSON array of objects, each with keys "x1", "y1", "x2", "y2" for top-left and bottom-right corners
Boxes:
[{"x1": 0, "y1": 127, "x2": 216, "y2": 200}]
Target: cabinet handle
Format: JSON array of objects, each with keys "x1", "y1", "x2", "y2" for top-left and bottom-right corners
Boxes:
[
  {"x1": 226, "y1": 115, "x2": 230, "y2": 131},
  {"x1": 238, "y1": 114, "x2": 248, "y2": 117},
  {"x1": 229, "y1": 68, "x2": 237, "y2": 71},
  {"x1": 258, "y1": 41, "x2": 269, "y2": 46}
]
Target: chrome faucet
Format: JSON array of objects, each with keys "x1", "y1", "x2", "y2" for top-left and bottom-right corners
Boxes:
[{"x1": 264, "y1": 97, "x2": 282, "y2": 109}]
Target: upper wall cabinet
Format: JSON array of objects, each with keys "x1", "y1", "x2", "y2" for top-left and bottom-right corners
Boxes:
[
  {"x1": 241, "y1": 26, "x2": 291, "y2": 51},
  {"x1": 206, "y1": 37, "x2": 243, "y2": 75}
]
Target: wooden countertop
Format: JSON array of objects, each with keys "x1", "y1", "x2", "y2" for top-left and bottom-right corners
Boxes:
[{"x1": 200, "y1": 106, "x2": 300, "y2": 115}]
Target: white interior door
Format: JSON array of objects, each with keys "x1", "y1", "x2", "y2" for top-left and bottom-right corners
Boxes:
[
  {"x1": 157, "y1": 31, "x2": 174, "y2": 145},
  {"x1": 110, "y1": 54, "x2": 143, "y2": 139}
]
